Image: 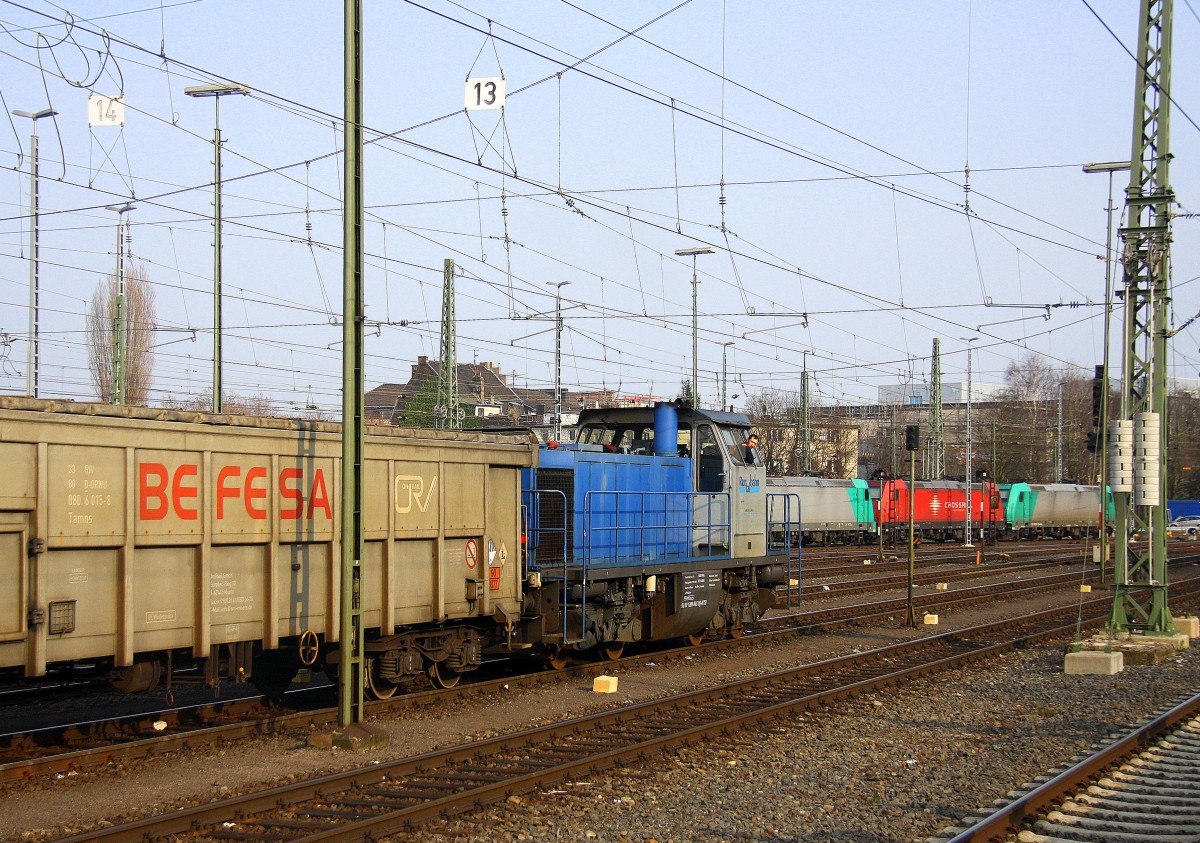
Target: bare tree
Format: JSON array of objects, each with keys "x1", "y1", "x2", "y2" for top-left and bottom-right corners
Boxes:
[{"x1": 86, "y1": 262, "x2": 156, "y2": 405}]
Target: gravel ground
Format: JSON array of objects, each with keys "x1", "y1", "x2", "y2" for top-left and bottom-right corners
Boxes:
[{"x1": 3, "y1": 585, "x2": 1199, "y2": 843}]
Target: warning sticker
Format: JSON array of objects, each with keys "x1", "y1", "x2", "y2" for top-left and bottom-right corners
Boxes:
[
  {"x1": 488, "y1": 538, "x2": 499, "y2": 567},
  {"x1": 465, "y1": 538, "x2": 479, "y2": 569},
  {"x1": 489, "y1": 566, "x2": 502, "y2": 590}
]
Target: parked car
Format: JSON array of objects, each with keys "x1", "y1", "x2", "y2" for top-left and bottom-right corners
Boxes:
[{"x1": 1168, "y1": 515, "x2": 1200, "y2": 537}]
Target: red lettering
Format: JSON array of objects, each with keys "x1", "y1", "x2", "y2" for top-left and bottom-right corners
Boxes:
[
  {"x1": 216, "y1": 466, "x2": 241, "y2": 519},
  {"x1": 307, "y1": 470, "x2": 332, "y2": 519},
  {"x1": 139, "y1": 463, "x2": 169, "y2": 521},
  {"x1": 245, "y1": 466, "x2": 268, "y2": 520},
  {"x1": 280, "y1": 468, "x2": 303, "y2": 519},
  {"x1": 173, "y1": 464, "x2": 199, "y2": 520}
]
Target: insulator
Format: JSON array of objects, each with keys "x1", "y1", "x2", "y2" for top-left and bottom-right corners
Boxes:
[{"x1": 305, "y1": 219, "x2": 313, "y2": 233}]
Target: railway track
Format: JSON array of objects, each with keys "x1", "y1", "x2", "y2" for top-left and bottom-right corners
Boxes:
[
  {"x1": 0, "y1": 556, "x2": 1125, "y2": 783},
  {"x1": 6, "y1": 555, "x2": 1195, "y2": 784},
  {"x1": 934, "y1": 691, "x2": 1200, "y2": 842},
  {"x1": 51, "y1": 582, "x2": 1200, "y2": 843}
]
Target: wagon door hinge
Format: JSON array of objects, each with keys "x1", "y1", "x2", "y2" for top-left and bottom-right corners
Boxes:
[{"x1": 27, "y1": 538, "x2": 45, "y2": 556}]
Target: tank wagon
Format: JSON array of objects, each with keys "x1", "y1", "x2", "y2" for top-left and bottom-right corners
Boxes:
[
  {"x1": 1, "y1": 398, "x2": 796, "y2": 697},
  {"x1": 1003, "y1": 483, "x2": 1112, "y2": 539},
  {"x1": 764, "y1": 477, "x2": 874, "y2": 545}
]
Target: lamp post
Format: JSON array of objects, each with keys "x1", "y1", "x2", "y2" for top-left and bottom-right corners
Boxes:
[
  {"x1": 721, "y1": 341, "x2": 734, "y2": 410},
  {"x1": 185, "y1": 83, "x2": 249, "y2": 413},
  {"x1": 675, "y1": 246, "x2": 715, "y2": 406},
  {"x1": 961, "y1": 337, "x2": 978, "y2": 546},
  {"x1": 1083, "y1": 160, "x2": 1131, "y2": 579},
  {"x1": 13, "y1": 107, "x2": 57, "y2": 398},
  {"x1": 548, "y1": 281, "x2": 570, "y2": 441},
  {"x1": 105, "y1": 203, "x2": 136, "y2": 404}
]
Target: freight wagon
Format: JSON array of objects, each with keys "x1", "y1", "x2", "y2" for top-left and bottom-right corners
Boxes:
[{"x1": 0, "y1": 397, "x2": 535, "y2": 697}]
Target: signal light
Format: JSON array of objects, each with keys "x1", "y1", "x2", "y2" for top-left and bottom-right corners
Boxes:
[
  {"x1": 905, "y1": 424, "x2": 920, "y2": 452},
  {"x1": 1091, "y1": 365, "x2": 1105, "y2": 427},
  {"x1": 1086, "y1": 430, "x2": 1098, "y2": 453}
]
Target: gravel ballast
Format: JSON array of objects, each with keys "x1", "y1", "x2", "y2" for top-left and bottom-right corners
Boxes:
[{"x1": 3, "y1": 591, "x2": 1199, "y2": 842}]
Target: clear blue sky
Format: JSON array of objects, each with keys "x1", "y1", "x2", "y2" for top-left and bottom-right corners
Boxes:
[{"x1": 1, "y1": 0, "x2": 1197, "y2": 412}]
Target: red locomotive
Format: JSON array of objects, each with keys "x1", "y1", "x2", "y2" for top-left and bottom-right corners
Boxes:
[{"x1": 874, "y1": 479, "x2": 1006, "y2": 543}]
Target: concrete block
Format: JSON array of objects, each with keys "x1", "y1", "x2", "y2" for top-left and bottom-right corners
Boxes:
[
  {"x1": 1064, "y1": 650, "x2": 1124, "y2": 675},
  {"x1": 1143, "y1": 633, "x2": 1190, "y2": 651},
  {"x1": 593, "y1": 674, "x2": 619, "y2": 693},
  {"x1": 923, "y1": 613, "x2": 939, "y2": 625},
  {"x1": 935, "y1": 583, "x2": 948, "y2": 591},
  {"x1": 1079, "y1": 584, "x2": 1092, "y2": 593},
  {"x1": 1176, "y1": 616, "x2": 1200, "y2": 638}
]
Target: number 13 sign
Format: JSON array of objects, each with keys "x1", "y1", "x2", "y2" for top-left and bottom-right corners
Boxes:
[{"x1": 465, "y1": 77, "x2": 505, "y2": 111}]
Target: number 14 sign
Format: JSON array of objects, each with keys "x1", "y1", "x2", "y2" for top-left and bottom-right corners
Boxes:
[{"x1": 465, "y1": 77, "x2": 505, "y2": 111}]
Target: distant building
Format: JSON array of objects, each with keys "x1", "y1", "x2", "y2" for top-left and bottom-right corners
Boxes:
[
  {"x1": 365, "y1": 358, "x2": 659, "y2": 438},
  {"x1": 877, "y1": 382, "x2": 1002, "y2": 406}
]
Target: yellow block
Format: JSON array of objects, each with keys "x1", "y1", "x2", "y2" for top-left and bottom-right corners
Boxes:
[
  {"x1": 923, "y1": 614, "x2": 939, "y2": 625},
  {"x1": 935, "y1": 582, "x2": 948, "y2": 591},
  {"x1": 1177, "y1": 615, "x2": 1200, "y2": 638},
  {"x1": 863, "y1": 559, "x2": 873, "y2": 565},
  {"x1": 593, "y1": 675, "x2": 619, "y2": 694},
  {"x1": 1080, "y1": 584, "x2": 1092, "y2": 593}
]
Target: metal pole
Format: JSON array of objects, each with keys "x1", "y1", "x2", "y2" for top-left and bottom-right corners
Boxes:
[
  {"x1": 339, "y1": 0, "x2": 366, "y2": 729},
  {"x1": 213, "y1": 98, "x2": 223, "y2": 412},
  {"x1": 1057, "y1": 382, "x2": 1064, "y2": 482},
  {"x1": 13, "y1": 109, "x2": 55, "y2": 398},
  {"x1": 801, "y1": 350, "x2": 810, "y2": 474},
  {"x1": 674, "y1": 246, "x2": 713, "y2": 406},
  {"x1": 105, "y1": 203, "x2": 135, "y2": 404},
  {"x1": 721, "y1": 342, "x2": 734, "y2": 409},
  {"x1": 1084, "y1": 162, "x2": 1131, "y2": 580},
  {"x1": 551, "y1": 281, "x2": 569, "y2": 441},
  {"x1": 905, "y1": 447, "x2": 917, "y2": 627},
  {"x1": 963, "y1": 340, "x2": 976, "y2": 546},
  {"x1": 185, "y1": 84, "x2": 248, "y2": 413},
  {"x1": 691, "y1": 256, "x2": 698, "y2": 405}
]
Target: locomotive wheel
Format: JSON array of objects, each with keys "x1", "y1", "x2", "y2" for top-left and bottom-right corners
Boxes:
[
  {"x1": 366, "y1": 659, "x2": 400, "y2": 700},
  {"x1": 546, "y1": 647, "x2": 571, "y2": 670},
  {"x1": 687, "y1": 633, "x2": 704, "y2": 647},
  {"x1": 601, "y1": 642, "x2": 625, "y2": 661},
  {"x1": 428, "y1": 661, "x2": 461, "y2": 689}
]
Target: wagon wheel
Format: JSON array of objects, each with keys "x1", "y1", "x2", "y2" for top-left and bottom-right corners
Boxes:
[
  {"x1": 365, "y1": 658, "x2": 400, "y2": 700},
  {"x1": 546, "y1": 646, "x2": 571, "y2": 670},
  {"x1": 687, "y1": 633, "x2": 705, "y2": 647},
  {"x1": 428, "y1": 661, "x2": 461, "y2": 689},
  {"x1": 297, "y1": 630, "x2": 319, "y2": 666},
  {"x1": 601, "y1": 642, "x2": 625, "y2": 661}
]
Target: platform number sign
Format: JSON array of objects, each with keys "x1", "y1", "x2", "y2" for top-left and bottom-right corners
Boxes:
[
  {"x1": 88, "y1": 95, "x2": 125, "y2": 127},
  {"x1": 465, "y1": 77, "x2": 505, "y2": 111}
]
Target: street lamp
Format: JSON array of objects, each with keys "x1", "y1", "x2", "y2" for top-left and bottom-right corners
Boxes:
[
  {"x1": 105, "y1": 203, "x2": 136, "y2": 404},
  {"x1": 185, "y1": 83, "x2": 250, "y2": 413},
  {"x1": 13, "y1": 107, "x2": 57, "y2": 398},
  {"x1": 675, "y1": 245, "x2": 715, "y2": 406},
  {"x1": 960, "y1": 337, "x2": 978, "y2": 546},
  {"x1": 548, "y1": 281, "x2": 570, "y2": 442},
  {"x1": 721, "y1": 341, "x2": 734, "y2": 410},
  {"x1": 1083, "y1": 160, "x2": 1131, "y2": 577}
]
